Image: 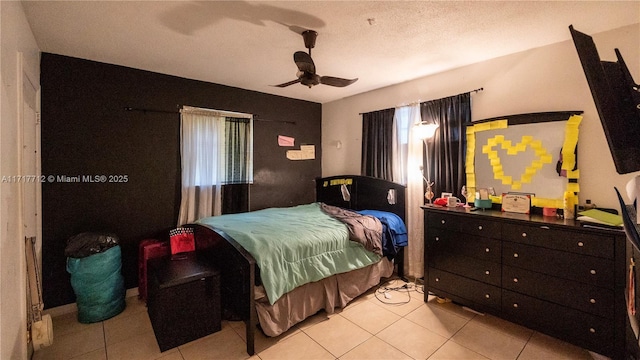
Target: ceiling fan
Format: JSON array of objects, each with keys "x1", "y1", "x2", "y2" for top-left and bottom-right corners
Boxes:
[{"x1": 272, "y1": 30, "x2": 358, "y2": 89}]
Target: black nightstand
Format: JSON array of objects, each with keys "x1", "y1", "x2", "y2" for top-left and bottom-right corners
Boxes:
[{"x1": 147, "y1": 253, "x2": 221, "y2": 352}]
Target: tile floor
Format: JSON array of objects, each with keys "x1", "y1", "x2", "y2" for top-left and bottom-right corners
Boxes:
[{"x1": 34, "y1": 279, "x2": 607, "y2": 360}]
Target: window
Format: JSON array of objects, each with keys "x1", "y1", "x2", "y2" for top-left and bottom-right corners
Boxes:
[{"x1": 177, "y1": 106, "x2": 253, "y2": 225}]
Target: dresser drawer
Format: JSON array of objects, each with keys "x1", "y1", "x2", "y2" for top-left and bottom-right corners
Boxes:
[
  {"x1": 502, "y1": 222, "x2": 614, "y2": 259},
  {"x1": 427, "y1": 212, "x2": 500, "y2": 237},
  {"x1": 427, "y1": 227, "x2": 501, "y2": 263},
  {"x1": 430, "y1": 252, "x2": 501, "y2": 286},
  {"x1": 428, "y1": 268, "x2": 501, "y2": 311},
  {"x1": 502, "y1": 241, "x2": 613, "y2": 289},
  {"x1": 502, "y1": 265, "x2": 614, "y2": 318},
  {"x1": 502, "y1": 290, "x2": 614, "y2": 357}
]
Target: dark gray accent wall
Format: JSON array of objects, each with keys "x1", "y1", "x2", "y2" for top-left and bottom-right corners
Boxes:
[{"x1": 41, "y1": 53, "x2": 321, "y2": 308}]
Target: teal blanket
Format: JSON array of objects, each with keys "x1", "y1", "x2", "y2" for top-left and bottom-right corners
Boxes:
[{"x1": 196, "y1": 203, "x2": 381, "y2": 304}]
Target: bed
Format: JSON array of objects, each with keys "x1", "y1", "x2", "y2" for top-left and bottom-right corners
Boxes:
[{"x1": 185, "y1": 175, "x2": 406, "y2": 355}]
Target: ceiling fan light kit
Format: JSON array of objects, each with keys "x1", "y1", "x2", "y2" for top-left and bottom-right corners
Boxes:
[{"x1": 273, "y1": 29, "x2": 357, "y2": 89}]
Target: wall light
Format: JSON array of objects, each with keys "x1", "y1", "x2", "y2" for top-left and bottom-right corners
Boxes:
[
  {"x1": 414, "y1": 121, "x2": 439, "y2": 140},
  {"x1": 414, "y1": 121, "x2": 439, "y2": 203}
]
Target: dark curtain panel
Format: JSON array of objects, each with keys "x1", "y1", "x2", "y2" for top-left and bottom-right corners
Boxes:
[
  {"x1": 224, "y1": 117, "x2": 250, "y2": 184},
  {"x1": 361, "y1": 108, "x2": 395, "y2": 180},
  {"x1": 222, "y1": 184, "x2": 249, "y2": 214},
  {"x1": 420, "y1": 93, "x2": 471, "y2": 198},
  {"x1": 222, "y1": 117, "x2": 251, "y2": 213}
]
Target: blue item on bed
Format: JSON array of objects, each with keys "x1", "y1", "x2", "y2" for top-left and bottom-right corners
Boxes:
[{"x1": 357, "y1": 210, "x2": 408, "y2": 259}]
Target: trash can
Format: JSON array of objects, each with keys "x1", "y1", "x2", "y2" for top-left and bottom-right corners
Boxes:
[{"x1": 65, "y1": 232, "x2": 126, "y2": 323}]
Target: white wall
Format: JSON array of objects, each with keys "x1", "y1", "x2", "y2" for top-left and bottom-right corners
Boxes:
[
  {"x1": 323, "y1": 23, "x2": 640, "y2": 210},
  {"x1": 1, "y1": 1, "x2": 41, "y2": 359}
]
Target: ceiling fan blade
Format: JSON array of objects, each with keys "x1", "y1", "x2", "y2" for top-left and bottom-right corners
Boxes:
[
  {"x1": 319, "y1": 76, "x2": 358, "y2": 87},
  {"x1": 294, "y1": 51, "x2": 315, "y2": 74},
  {"x1": 271, "y1": 78, "x2": 302, "y2": 88}
]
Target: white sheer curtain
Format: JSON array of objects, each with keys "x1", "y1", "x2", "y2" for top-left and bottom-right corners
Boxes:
[
  {"x1": 177, "y1": 106, "x2": 225, "y2": 226},
  {"x1": 393, "y1": 104, "x2": 425, "y2": 279}
]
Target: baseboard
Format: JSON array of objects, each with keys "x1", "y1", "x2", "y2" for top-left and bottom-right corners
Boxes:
[{"x1": 43, "y1": 287, "x2": 139, "y2": 318}]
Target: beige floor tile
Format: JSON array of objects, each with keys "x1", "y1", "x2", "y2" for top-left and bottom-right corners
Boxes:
[
  {"x1": 517, "y1": 332, "x2": 594, "y2": 360},
  {"x1": 340, "y1": 336, "x2": 412, "y2": 360},
  {"x1": 451, "y1": 321, "x2": 527, "y2": 360},
  {"x1": 48, "y1": 312, "x2": 101, "y2": 338},
  {"x1": 428, "y1": 340, "x2": 490, "y2": 360},
  {"x1": 104, "y1": 309, "x2": 154, "y2": 345},
  {"x1": 33, "y1": 321, "x2": 105, "y2": 360},
  {"x1": 468, "y1": 313, "x2": 533, "y2": 342},
  {"x1": 258, "y1": 332, "x2": 335, "y2": 360},
  {"x1": 377, "y1": 318, "x2": 448, "y2": 359},
  {"x1": 340, "y1": 299, "x2": 401, "y2": 334},
  {"x1": 106, "y1": 330, "x2": 175, "y2": 360},
  {"x1": 228, "y1": 318, "x2": 301, "y2": 353},
  {"x1": 425, "y1": 297, "x2": 476, "y2": 320},
  {"x1": 303, "y1": 314, "x2": 372, "y2": 357},
  {"x1": 68, "y1": 348, "x2": 107, "y2": 360},
  {"x1": 156, "y1": 352, "x2": 185, "y2": 360},
  {"x1": 404, "y1": 303, "x2": 470, "y2": 338},
  {"x1": 253, "y1": 322, "x2": 302, "y2": 353},
  {"x1": 178, "y1": 326, "x2": 249, "y2": 360}
]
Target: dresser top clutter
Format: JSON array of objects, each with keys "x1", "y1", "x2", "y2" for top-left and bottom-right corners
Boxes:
[{"x1": 422, "y1": 204, "x2": 622, "y2": 231}]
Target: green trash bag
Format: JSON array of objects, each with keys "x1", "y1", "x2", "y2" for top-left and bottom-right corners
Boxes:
[{"x1": 66, "y1": 245, "x2": 126, "y2": 323}]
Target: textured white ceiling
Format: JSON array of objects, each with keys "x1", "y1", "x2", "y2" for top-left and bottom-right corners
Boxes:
[{"x1": 22, "y1": 1, "x2": 640, "y2": 104}]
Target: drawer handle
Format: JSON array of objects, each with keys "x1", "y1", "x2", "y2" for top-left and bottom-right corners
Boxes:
[
  {"x1": 540, "y1": 226, "x2": 550, "y2": 230},
  {"x1": 589, "y1": 328, "x2": 596, "y2": 334},
  {"x1": 590, "y1": 298, "x2": 596, "y2": 304},
  {"x1": 441, "y1": 220, "x2": 445, "y2": 224},
  {"x1": 513, "y1": 303, "x2": 519, "y2": 308},
  {"x1": 513, "y1": 253, "x2": 519, "y2": 258},
  {"x1": 435, "y1": 277, "x2": 440, "y2": 282},
  {"x1": 578, "y1": 241, "x2": 584, "y2": 247},
  {"x1": 485, "y1": 270, "x2": 490, "y2": 275},
  {"x1": 590, "y1": 269, "x2": 597, "y2": 275},
  {"x1": 435, "y1": 237, "x2": 440, "y2": 241},
  {"x1": 513, "y1": 278, "x2": 518, "y2": 283},
  {"x1": 478, "y1": 225, "x2": 483, "y2": 230},
  {"x1": 485, "y1": 248, "x2": 490, "y2": 252},
  {"x1": 485, "y1": 294, "x2": 490, "y2": 299},
  {"x1": 521, "y1": 232, "x2": 527, "y2": 237}
]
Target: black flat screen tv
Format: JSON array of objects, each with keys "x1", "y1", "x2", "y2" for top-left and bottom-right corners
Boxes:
[{"x1": 569, "y1": 25, "x2": 640, "y2": 174}]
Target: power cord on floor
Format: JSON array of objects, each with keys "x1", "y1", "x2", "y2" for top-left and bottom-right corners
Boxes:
[{"x1": 374, "y1": 278, "x2": 424, "y2": 305}]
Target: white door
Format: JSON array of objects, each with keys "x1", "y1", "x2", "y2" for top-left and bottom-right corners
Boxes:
[{"x1": 22, "y1": 72, "x2": 38, "y2": 243}]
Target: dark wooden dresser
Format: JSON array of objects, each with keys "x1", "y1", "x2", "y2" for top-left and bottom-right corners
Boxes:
[{"x1": 423, "y1": 205, "x2": 626, "y2": 359}]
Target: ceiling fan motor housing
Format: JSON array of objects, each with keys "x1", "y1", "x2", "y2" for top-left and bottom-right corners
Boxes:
[
  {"x1": 301, "y1": 73, "x2": 320, "y2": 87},
  {"x1": 302, "y1": 30, "x2": 317, "y2": 49}
]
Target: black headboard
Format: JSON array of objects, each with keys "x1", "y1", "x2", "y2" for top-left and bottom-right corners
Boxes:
[{"x1": 315, "y1": 175, "x2": 406, "y2": 221}]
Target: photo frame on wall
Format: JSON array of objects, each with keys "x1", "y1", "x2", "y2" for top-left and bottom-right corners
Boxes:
[{"x1": 465, "y1": 111, "x2": 583, "y2": 210}]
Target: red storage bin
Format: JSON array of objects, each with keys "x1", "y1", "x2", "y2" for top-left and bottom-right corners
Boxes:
[{"x1": 138, "y1": 239, "x2": 170, "y2": 302}]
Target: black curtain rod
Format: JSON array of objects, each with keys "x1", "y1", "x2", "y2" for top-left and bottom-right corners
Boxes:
[
  {"x1": 359, "y1": 87, "x2": 484, "y2": 115},
  {"x1": 124, "y1": 106, "x2": 295, "y2": 124},
  {"x1": 255, "y1": 117, "x2": 296, "y2": 125},
  {"x1": 124, "y1": 106, "x2": 178, "y2": 114}
]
